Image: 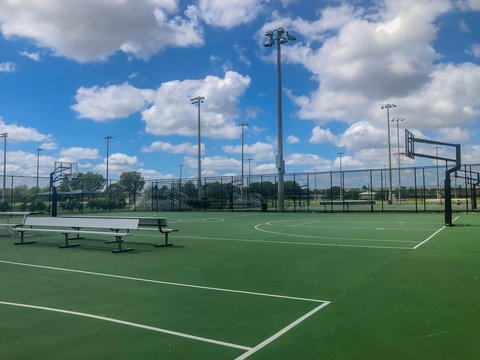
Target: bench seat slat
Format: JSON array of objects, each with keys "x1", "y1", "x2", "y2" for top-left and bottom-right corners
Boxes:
[{"x1": 17, "y1": 228, "x2": 131, "y2": 236}]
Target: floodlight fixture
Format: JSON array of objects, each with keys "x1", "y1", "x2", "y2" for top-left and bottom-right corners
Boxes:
[
  {"x1": 264, "y1": 38, "x2": 275, "y2": 47},
  {"x1": 263, "y1": 27, "x2": 296, "y2": 212}
]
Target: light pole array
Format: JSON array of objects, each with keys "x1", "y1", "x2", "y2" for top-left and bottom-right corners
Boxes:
[
  {"x1": 191, "y1": 96, "x2": 205, "y2": 200},
  {"x1": 381, "y1": 103, "x2": 396, "y2": 204},
  {"x1": 238, "y1": 122, "x2": 248, "y2": 196},
  {"x1": 264, "y1": 27, "x2": 296, "y2": 212},
  {"x1": 0, "y1": 132, "x2": 7, "y2": 202},
  {"x1": 392, "y1": 117, "x2": 404, "y2": 203},
  {"x1": 434, "y1": 145, "x2": 442, "y2": 199},
  {"x1": 36, "y1": 148, "x2": 43, "y2": 188},
  {"x1": 337, "y1": 152, "x2": 344, "y2": 201}
]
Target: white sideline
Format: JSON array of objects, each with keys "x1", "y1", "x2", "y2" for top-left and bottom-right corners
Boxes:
[
  {"x1": 174, "y1": 235, "x2": 413, "y2": 250},
  {"x1": 235, "y1": 301, "x2": 331, "y2": 359},
  {"x1": 0, "y1": 301, "x2": 251, "y2": 351},
  {"x1": 0, "y1": 259, "x2": 328, "y2": 303},
  {"x1": 412, "y1": 216, "x2": 460, "y2": 250}
]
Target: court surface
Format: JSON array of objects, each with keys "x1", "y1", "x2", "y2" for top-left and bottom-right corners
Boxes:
[{"x1": 0, "y1": 211, "x2": 479, "y2": 359}]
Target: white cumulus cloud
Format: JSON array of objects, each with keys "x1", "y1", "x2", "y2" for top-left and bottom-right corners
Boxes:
[{"x1": 0, "y1": 0, "x2": 203, "y2": 62}]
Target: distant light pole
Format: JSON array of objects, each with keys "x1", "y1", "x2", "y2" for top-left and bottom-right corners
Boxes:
[
  {"x1": 392, "y1": 117, "x2": 404, "y2": 203},
  {"x1": 337, "y1": 152, "x2": 344, "y2": 201},
  {"x1": 191, "y1": 96, "x2": 205, "y2": 200},
  {"x1": 264, "y1": 27, "x2": 296, "y2": 212},
  {"x1": 105, "y1": 136, "x2": 113, "y2": 185},
  {"x1": 179, "y1": 164, "x2": 183, "y2": 185},
  {"x1": 246, "y1": 158, "x2": 253, "y2": 187},
  {"x1": 0, "y1": 132, "x2": 7, "y2": 201},
  {"x1": 238, "y1": 122, "x2": 248, "y2": 196},
  {"x1": 434, "y1": 145, "x2": 442, "y2": 199},
  {"x1": 381, "y1": 103, "x2": 396, "y2": 204},
  {"x1": 36, "y1": 148, "x2": 43, "y2": 188}
]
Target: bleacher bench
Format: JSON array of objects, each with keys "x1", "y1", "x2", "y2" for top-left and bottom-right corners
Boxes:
[
  {"x1": 64, "y1": 216, "x2": 179, "y2": 247},
  {"x1": 318, "y1": 200, "x2": 374, "y2": 211},
  {"x1": 15, "y1": 216, "x2": 139, "y2": 253}
]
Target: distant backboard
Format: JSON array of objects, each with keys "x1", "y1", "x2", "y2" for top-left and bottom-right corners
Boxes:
[{"x1": 52, "y1": 161, "x2": 78, "y2": 183}]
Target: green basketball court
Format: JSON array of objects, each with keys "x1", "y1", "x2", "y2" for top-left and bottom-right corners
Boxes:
[{"x1": 0, "y1": 211, "x2": 478, "y2": 359}]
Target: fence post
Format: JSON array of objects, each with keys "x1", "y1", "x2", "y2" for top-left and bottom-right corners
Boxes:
[
  {"x1": 422, "y1": 168, "x2": 426, "y2": 212},
  {"x1": 369, "y1": 170, "x2": 373, "y2": 213},
  {"x1": 414, "y1": 168, "x2": 418, "y2": 213}
]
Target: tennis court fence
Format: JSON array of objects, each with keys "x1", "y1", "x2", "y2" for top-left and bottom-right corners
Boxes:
[{"x1": 1, "y1": 164, "x2": 479, "y2": 214}]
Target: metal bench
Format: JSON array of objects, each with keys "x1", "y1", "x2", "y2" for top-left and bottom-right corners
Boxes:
[
  {"x1": 15, "y1": 216, "x2": 139, "y2": 253},
  {"x1": 318, "y1": 200, "x2": 374, "y2": 211},
  {"x1": 63, "y1": 216, "x2": 179, "y2": 247},
  {"x1": 0, "y1": 212, "x2": 41, "y2": 236}
]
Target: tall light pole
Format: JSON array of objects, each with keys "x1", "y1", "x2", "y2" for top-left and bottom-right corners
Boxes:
[
  {"x1": 434, "y1": 145, "x2": 442, "y2": 199},
  {"x1": 264, "y1": 27, "x2": 296, "y2": 212},
  {"x1": 392, "y1": 117, "x2": 404, "y2": 203},
  {"x1": 191, "y1": 96, "x2": 205, "y2": 200},
  {"x1": 381, "y1": 103, "x2": 396, "y2": 204},
  {"x1": 337, "y1": 152, "x2": 344, "y2": 201},
  {"x1": 0, "y1": 132, "x2": 7, "y2": 202},
  {"x1": 179, "y1": 164, "x2": 183, "y2": 185},
  {"x1": 246, "y1": 158, "x2": 253, "y2": 188},
  {"x1": 105, "y1": 136, "x2": 113, "y2": 185},
  {"x1": 238, "y1": 122, "x2": 248, "y2": 196},
  {"x1": 36, "y1": 148, "x2": 43, "y2": 188}
]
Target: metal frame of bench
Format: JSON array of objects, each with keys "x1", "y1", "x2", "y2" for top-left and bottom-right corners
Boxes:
[
  {"x1": 63, "y1": 216, "x2": 179, "y2": 247},
  {"x1": 15, "y1": 216, "x2": 139, "y2": 253}
]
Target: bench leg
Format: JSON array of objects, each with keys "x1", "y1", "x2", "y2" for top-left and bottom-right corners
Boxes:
[
  {"x1": 14, "y1": 231, "x2": 36, "y2": 245},
  {"x1": 58, "y1": 233, "x2": 81, "y2": 248},
  {"x1": 112, "y1": 236, "x2": 133, "y2": 253},
  {"x1": 154, "y1": 232, "x2": 173, "y2": 247}
]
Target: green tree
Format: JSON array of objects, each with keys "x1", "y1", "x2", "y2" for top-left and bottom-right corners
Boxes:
[
  {"x1": 182, "y1": 181, "x2": 198, "y2": 199},
  {"x1": 71, "y1": 172, "x2": 106, "y2": 192},
  {"x1": 119, "y1": 171, "x2": 145, "y2": 196}
]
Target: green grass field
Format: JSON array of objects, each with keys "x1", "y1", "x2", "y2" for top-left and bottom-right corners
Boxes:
[{"x1": 0, "y1": 211, "x2": 479, "y2": 359}]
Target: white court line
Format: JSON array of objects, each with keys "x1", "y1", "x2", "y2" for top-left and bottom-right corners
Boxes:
[
  {"x1": 412, "y1": 216, "x2": 459, "y2": 250},
  {"x1": 0, "y1": 260, "x2": 327, "y2": 303},
  {"x1": 0, "y1": 301, "x2": 251, "y2": 351},
  {"x1": 282, "y1": 224, "x2": 439, "y2": 231},
  {"x1": 0, "y1": 260, "x2": 332, "y2": 355},
  {"x1": 174, "y1": 235, "x2": 413, "y2": 250},
  {"x1": 235, "y1": 301, "x2": 331, "y2": 359},
  {"x1": 255, "y1": 223, "x2": 417, "y2": 243}
]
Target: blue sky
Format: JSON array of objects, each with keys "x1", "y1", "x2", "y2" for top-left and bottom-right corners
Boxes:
[{"x1": 0, "y1": 0, "x2": 479, "y2": 181}]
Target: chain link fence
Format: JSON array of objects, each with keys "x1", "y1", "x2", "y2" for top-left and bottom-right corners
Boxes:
[{"x1": 1, "y1": 164, "x2": 478, "y2": 215}]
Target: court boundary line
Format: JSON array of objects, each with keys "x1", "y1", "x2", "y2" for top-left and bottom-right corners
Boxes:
[
  {"x1": 235, "y1": 301, "x2": 330, "y2": 359},
  {"x1": 412, "y1": 216, "x2": 459, "y2": 250},
  {"x1": 174, "y1": 235, "x2": 413, "y2": 250},
  {"x1": 254, "y1": 222, "x2": 417, "y2": 245},
  {"x1": 0, "y1": 301, "x2": 251, "y2": 351},
  {"x1": 0, "y1": 259, "x2": 331, "y2": 356},
  {"x1": 0, "y1": 259, "x2": 327, "y2": 303}
]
